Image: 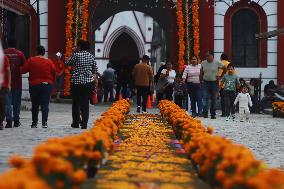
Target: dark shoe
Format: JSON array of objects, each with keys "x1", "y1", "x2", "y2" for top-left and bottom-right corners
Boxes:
[
  {"x1": 71, "y1": 123, "x2": 79, "y2": 128},
  {"x1": 14, "y1": 122, "x2": 21, "y2": 127},
  {"x1": 211, "y1": 115, "x2": 217, "y2": 119},
  {"x1": 81, "y1": 123, "x2": 87, "y2": 129},
  {"x1": 42, "y1": 122, "x2": 48, "y2": 128},
  {"x1": 191, "y1": 113, "x2": 197, "y2": 118},
  {"x1": 202, "y1": 114, "x2": 208, "y2": 118},
  {"x1": 136, "y1": 106, "x2": 141, "y2": 113},
  {"x1": 5, "y1": 121, "x2": 13, "y2": 128},
  {"x1": 31, "y1": 122, "x2": 38, "y2": 128}
]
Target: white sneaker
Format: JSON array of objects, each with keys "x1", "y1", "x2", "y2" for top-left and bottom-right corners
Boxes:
[{"x1": 226, "y1": 117, "x2": 230, "y2": 121}]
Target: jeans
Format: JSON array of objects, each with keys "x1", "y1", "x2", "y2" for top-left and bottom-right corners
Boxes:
[
  {"x1": 187, "y1": 82, "x2": 203, "y2": 115},
  {"x1": 220, "y1": 88, "x2": 225, "y2": 115},
  {"x1": 223, "y1": 90, "x2": 236, "y2": 117},
  {"x1": 103, "y1": 81, "x2": 114, "y2": 102},
  {"x1": 136, "y1": 86, "x2": 149, "y2": 112},
  {"x1": 174, "y1": 95, "x2": 183, "y2": 108},
  {"x1": 203, "y1": 81, "x2": 218, "y2": 116},
  {"x1": 71, "y1": 82, "x2": 93, "y2": 127},
  {"x1": 164, "y1": 84, "x2": 174, "y2": 101},
  {"x1": 29, "y1": 84, "x2": 52, "y2": 124},
  {"x1": 116, "y1": 83, "x2": 128, "y2": 100},
  {"x1": 6, "y1": 89, "x2": 22, "y2": 123},
  {"x1": 0, "y1": 89, "x2": 8, "y2": 124}
]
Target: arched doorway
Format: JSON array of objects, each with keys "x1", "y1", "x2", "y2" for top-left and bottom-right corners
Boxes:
[
  {"x1": 109, "y1": 32, "x2": 140, "y2": 72},
  {"x1": 232, "y1": 9, "x2": 259, "y2": 67},
  {"x1": 88, "y1": 0, "x2": 177, "y2": 64}
]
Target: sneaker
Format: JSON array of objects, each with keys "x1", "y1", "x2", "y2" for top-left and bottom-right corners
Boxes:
[
  {"x1": 81, "y1": 124, "x2": 87, "y2": 129},
  {"x1": 211, "y1": 115, "x2": 217, "y2": 119},
  {"x1": 31, "y1": 122, "x2": 38, "y2": 128},
  {"x1": 42, "y1": 122, "x2": 48, "y2": 128},
  {"x1": 231, "y1": 115, "x2": 236, "y2": 121},
  {"x1": 5, "y1": 121, "x2": 12, "y2": 128},
  {"x1": 136, "y1": 106, "x2": 141, "y2": 113},
  {"x1": 226, "y1": 117, "x2": 230, "y2": 121},
  {"x1": 14, "y1": 122, "x2": 21, "y2": 127},
  {"x1": 71, "y1": 123, "x2": 80, "y2": 128},
  {"x1": 240, "y1": 119, "x2": 245, "y2": 122}
]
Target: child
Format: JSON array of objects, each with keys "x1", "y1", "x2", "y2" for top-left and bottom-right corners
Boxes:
[
  {"x1": 173, "y1": 75, "x2": 186, "y2": 108},
  {"x1": 234, "y1": 86, "x2": 253, "y2": 122},
  {"x1": 221, "y1": 64, "x2": 240, "y2": 121}
]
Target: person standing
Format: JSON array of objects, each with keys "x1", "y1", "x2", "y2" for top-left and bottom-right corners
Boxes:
[
  {"x1": 0, "y1": 55, "x2": 11, "y2": 130},
  {"x1": 200, "y1": 51, "x2": 226, "y2": 119},
  {"x1": 53, "y1": 52, "x2": 65, "y2": 101},
  {"x1": 218, "y1": 53, "x2": 230, "y2": 117},
  {"x1": 102, "y1": 63, "x2": 115, "y2": 103},
  {"x1": 160, "y1": 62, "x2": 176, "y2": 101},
  {"x1": 20, "y1": 46, "x2": 56, "y2": 128},
  {"x1": 234, "y1": 86, "x2": 253, "y2": 122},
  {"x1": 65, "y1": 40, "x2": 98, "y2": 129},
  {"x1": 173, "y1": 75, "x2": 186, "y2": 108},
  {"x1": 220, "y1": 64, "x2": 240, "y2": 121},
  {"x1": 4, "y1": 39, "x2": 26, "y2": 128},
  {"x1": 182, "y1": 55, "x2": 202, "y2": 117},
  {"x1": 132, "y1": 55, "x2": 153, "y2": 113}
]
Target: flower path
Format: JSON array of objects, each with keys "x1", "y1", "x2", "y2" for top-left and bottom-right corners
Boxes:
[{"x1": 82, "y1": 114, "x2": 210, "y2": 189}]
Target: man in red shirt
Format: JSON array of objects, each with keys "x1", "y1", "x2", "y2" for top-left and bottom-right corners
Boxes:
[
  {"x1": 53, "y1": 52, "x2": 64, "y2": 101},
  {"x1": 4, "y1": 39, "x2": 26, "y2": 128},
  {"x1": 20, "y1": 46, "x2": 56, "y2": 128},
  {"x1": 0, "y1": 55, "x2": 11, "y2": 130}
]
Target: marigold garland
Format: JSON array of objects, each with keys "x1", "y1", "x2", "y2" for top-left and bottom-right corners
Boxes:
[
  {"x1": 176, "y1": 0, "x2": 185, "y2": 72},
  {"x1": 192, "y1": 0, "x2": 200, "y2": 61},
  {"x1": 158, "y1": 100, "x2": 284, "y2": 189},
  {"x1": 184, "y1": 0, "x2": 190, "y2": 64},
  {"x1": 0, "y1": 100, "x2": 131, "y2": 189},
  {"x1": 81, "y1": 0, "x2": 89, "y2": 40}
]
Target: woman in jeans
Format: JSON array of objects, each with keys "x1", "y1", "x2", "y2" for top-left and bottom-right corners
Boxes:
[
  {"x1": 20, "y1": 46, "x2": 56, "y2": 128},
  {"x1": 182, "y1": 56, "x2": 202, "y2": 117}
]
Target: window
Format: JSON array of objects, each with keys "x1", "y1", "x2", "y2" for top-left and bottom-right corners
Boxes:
[{"x1": 232, "y1": 9, "x2": 259, "y2": 67}]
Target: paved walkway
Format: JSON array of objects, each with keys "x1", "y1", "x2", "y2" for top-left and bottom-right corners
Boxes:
[{"x1": 0, "y1": 101, "x2": 109, "y2": 173}]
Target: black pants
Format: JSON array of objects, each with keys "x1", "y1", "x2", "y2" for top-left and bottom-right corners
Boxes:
[
  {"x1": 164, "y1": 85, "x2": 173, "y2": 101},
  {"x1": 136, "y1": 86, "x2": 149, "y2": 112},
  {"x1": 174, "y1": 95, "x2": 183, "y2": 108},
  {"x1": 220, "y1": 88, "x2": 225, "y2": 116},
  {"x1": 224, "y1": 90, "x2": 236, "y2": 116},
  {"x1": 29, "y1": 84, "x2": 52, "y2": 124},
  {"x1": 71, "y1": 82, "x2": 93, "y2": 127},
  {"x1": 103, "y1": 82, "x2": 114, "y2": 102},
  {"x1": 0, "y1": 89, "x2": 8, "y2": 125}
]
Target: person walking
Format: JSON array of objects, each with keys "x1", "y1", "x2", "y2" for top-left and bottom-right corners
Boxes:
[
  {"x1": 200, "y1": 51, "x2": 226, "y2": 119},
  {"x1": 220, "y1": 64, "x2": 240, "y2": 121},
  {"x1": 0, "y1": 55, "x2": 11, "y2": 130},
  {"x1": 65, "y1": 40, "x2": 98, "y2": 129},
  {"x1": 173, "y1": 75, "x2": 187, "y2": 108},
  {"x1": 132, "y1": 55, "x2": 153, "y2": 113},
  {"x1": 182, "y1": 55, "x2": 202, "y2": 117},
  {"x1": 102, "y1": 63, "x2": 115, "y2": 103},
  {"x1": 20, "y1": 46, "x2": 56, "y2": 128},
  {"x1": 4, "y1": 39, "x2": 26, "y2": 128},
  {"x1": 53, "y1": 52, "x2": 65, "y2": 101},
  {"x1": 160, "y1": 62, "x2": 176, "y2": 101},
  {"x1": 234, "y1": 86, "x2": 253, "y2": 122}
]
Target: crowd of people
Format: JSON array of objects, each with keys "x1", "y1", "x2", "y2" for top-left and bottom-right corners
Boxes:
[{"x1": 0, "y1": 37, "x2": 281, "y2": 130}]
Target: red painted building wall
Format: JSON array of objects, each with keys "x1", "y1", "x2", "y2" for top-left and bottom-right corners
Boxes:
[
  {"x1": 278, "y1": 1, "x2": 284, "y2": 86},
  {"x1": 48, "y1": 0, "x2": 66, "y2": 58},
  {"x1": 199, "y1": 0, "x2": 214, "y2": 59}
]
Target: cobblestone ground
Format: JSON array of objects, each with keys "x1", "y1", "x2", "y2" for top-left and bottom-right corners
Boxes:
[
  {"x1": 0, "y1": 101, "x2": 109, "y2": 173},
  {"x1": 199, "y1": 113, "x2": 284, "y2": 169}
]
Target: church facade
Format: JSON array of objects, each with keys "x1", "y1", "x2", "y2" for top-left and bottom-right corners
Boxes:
[{"x1": 1, "y1": 0, "x2": 284, "y2": 98}]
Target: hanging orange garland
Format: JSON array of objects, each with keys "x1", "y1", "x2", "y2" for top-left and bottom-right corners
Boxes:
[
  {"x1": 64, "y1": 0, "x2": 74, "y2": 96},
  {"x1": 192, "y1": 0, "x2": 200, "y2": 61},
  {"x1": 81, "y1": 0, "x2": 89, "y2": 40},
  {"x1": 176, "y1": 0, "x2": 185, "y2": 72},
  {"x1": 184, "y1": 0, "x2": 190, "y2": 64}
]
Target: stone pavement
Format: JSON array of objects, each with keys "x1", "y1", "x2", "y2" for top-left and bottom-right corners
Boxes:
[{"x1": 0, "y1": 101, "x2": 109, "y2": 173}]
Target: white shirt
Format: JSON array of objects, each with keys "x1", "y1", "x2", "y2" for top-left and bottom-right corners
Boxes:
[
  {"x1": 234, "y1": 93, "x2": 253, "y2": 108},
  {"x1": 161, "y1": 69, "x2": 176, "y2": 84},
  {"x1": 182, "y1": 64, "x2": 201, "y2": 83}
]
